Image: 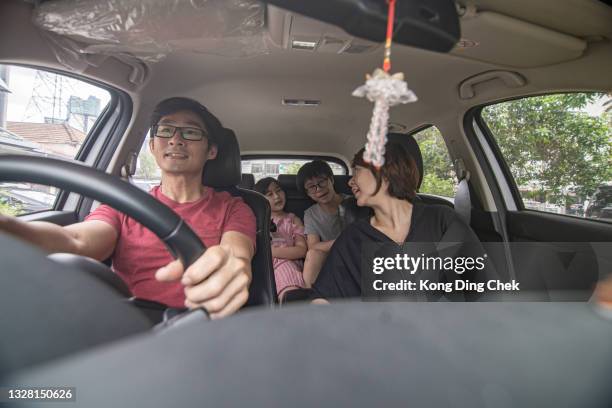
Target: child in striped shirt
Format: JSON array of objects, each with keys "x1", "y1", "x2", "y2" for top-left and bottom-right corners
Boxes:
[{"x1": 254, "y1": 177, "x2": 307, "y2": 300}]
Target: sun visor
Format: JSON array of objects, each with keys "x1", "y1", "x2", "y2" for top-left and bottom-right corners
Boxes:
[
  {"x1": 31, "y1": 0, "x2": 268, "y2": 74},
  {"x1": 452, "y1": 10, "x2": 587, "y2": 68}
]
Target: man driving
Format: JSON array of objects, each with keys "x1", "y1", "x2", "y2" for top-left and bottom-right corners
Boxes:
[{"x1": 0, "y1": 97, "x2": 256, "y2": 319}]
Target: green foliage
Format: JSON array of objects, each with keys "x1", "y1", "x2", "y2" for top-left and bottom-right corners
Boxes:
[
  {"x1": 482, "y1": 93, "x2": 612, "y2": 205},
  {"x1": 282, "y1": 163, "x2": 302, "y2": 175},
  {"x1": 136, "y1": 146, "x2": 158, "y2": 179},
  {"x1": 0, "y1": 199, "x2": 23, "y2": 216},
  {"x1": 420, "y1": 173, "x2": 456, "y2": 198},
  {"x1": 413, "y1": 127, "x2": 456, "y2": 197}
]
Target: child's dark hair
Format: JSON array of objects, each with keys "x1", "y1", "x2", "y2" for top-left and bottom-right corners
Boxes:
[
  {"x1": 296, "y1": 160, "x2": 334, "y2": 194},
  {"x1": 254, "y1": 177, "x2": 280, "y2": 196},
  {"x1": 254, "y1": 177, "x2": 281, "y2": 234}
]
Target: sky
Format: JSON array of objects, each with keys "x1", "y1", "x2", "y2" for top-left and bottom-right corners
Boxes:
[
  {"x1": 2, "y1": 65, "x2": 111, "y2": 123},
  {"x1": 586, "y1": 96, "x2": 609, "y2": 116}
]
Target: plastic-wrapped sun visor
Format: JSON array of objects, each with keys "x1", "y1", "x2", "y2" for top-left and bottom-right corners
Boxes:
[{"x1": 32, "y1": 0, "x2": 268, "y2": 72}]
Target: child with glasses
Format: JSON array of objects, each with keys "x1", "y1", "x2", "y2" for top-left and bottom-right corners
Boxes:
[
  {"x1": 297, "y1": 160, "x2": 354, "y2": 287},
  {"x1": 254, "y1": 177, "x2": 308, "y2": 300}
]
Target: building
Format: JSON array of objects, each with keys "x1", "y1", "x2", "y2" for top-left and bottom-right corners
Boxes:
[
  {"x1": 0, "y1": 127, "x2": 42, "y2": 155},
  {"x1": 5, "y1": 121, "x2": 86, "y2": 158}
]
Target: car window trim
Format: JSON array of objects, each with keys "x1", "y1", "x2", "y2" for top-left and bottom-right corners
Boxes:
[
  {"x1": 471, "y1": 111, "x2": 520, "y2": 211},
  {"x1": 75, "y1": 90, "x2": 132, "y2": 221},
  {"x1": 462, "y1": 108, "x2": 514, "y2": 240}
]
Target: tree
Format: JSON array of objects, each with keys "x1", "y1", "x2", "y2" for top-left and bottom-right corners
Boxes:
[
  {"x1": 482, "y1": 93, "x2": 612, "y2": 206},
  {"x1": 0, "y1": 197, "x2": 22, "y2": 216},
  {"x1": 420, "y1": 173, "x2": 455, "y2": 198},
  {"x1": 413, "y1": 127, "x2": 456, "y2": 197},
  {"x1": 283, "y1": 162, "x2": 302, "y2": 175},
  {"x1": 136, "y1": 147, "x2": 158, "y2": 180}
]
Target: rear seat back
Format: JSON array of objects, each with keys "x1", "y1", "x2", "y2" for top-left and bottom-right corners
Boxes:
[
  {"x1": 278, "y1": 174, "x2": 312, "y2": 220},
  {"x1": 239, "y1": 173, "x2": 255, "y2": 190},
  {"x1": 333, "y1": 175, "x2": 352, "y2": 195}
]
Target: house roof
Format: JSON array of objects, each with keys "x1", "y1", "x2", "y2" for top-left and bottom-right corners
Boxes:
[
  {"x1": 6, "y1": 121, "x2": 86, "y2": 145},
  {"x1": 0, "y1": 127, "x2": 40, "y2": 151}
]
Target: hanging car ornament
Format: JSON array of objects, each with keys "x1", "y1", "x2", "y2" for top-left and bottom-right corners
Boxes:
[{"x1": 352, "y1": 0, "x2": 418, "y2": 168}]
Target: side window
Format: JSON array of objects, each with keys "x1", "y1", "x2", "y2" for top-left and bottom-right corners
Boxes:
[
  {"x1": 0, "y1": 64, "x2": 111, "y2": 216},
  {"x1": 412, "y1": 126, "x2": 456, "y2": 199},
  {"x1": 241, "y1": 158, "x2": 346, "y2": 181},
  {"x1": 481, "y1": 93, "x2": 612, "y2": 222},
  {"x1": 134, "y1": 134, "x2": 161, "y2": 191}
]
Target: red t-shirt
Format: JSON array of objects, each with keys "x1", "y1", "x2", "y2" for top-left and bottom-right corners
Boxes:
[{"x1": 85, "y1": 186, "x2": 256, "y2": 307}]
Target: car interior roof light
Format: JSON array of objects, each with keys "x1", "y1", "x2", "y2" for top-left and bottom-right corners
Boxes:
[
  {"x1": 282, "y1": 98, "x2": 321, "y2": 107},
  {"x1": 291, "y1": 40, "x2": 318, "y2": 50}
]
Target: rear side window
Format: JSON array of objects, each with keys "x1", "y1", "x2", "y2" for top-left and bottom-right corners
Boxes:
[
  {"x1": 412, "y1": 126, "x2": 456, "y2": 199},
  {"x1": 242, "y1": 158, "x2": 346, "y2": 182},
  {"x1": 481, "y1": 93, "x2": 612, "y2": 222},
  {"x1": 0, "y1": 64, "x2": 111, "y2": 216},
  {"x1": 134, "y1": 134, "x2": 161, "y2": 191}
]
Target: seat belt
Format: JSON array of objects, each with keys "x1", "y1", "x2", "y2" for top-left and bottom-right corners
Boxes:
[{"x1": 454, "y1": 158, "x2": 471, "y2": 225}]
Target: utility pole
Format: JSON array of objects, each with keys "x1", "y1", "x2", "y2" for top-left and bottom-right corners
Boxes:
[{"x1": 24, "y1": 70, "x2": 76, "y2": 124}]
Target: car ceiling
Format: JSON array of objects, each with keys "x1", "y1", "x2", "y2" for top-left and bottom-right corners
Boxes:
[{"x1": 0, "y1": 0, "x2": 611, "y2": 164}]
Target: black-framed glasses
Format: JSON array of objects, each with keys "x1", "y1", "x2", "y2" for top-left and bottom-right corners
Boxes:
[
  {"x1": 305, "y1": 178, "x2": 329, "y2": 194},
  {"x1": 152, "y1": 124, "x2": 208, "y2": 141}
]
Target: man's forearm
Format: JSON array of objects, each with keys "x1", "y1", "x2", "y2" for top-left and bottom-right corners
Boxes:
[
  {"x1": 220, "y1": 231, "x2": 255, "y2": 261},
  {"x1": 0, "y1": 215, "x2": 80, "y2": 254}
]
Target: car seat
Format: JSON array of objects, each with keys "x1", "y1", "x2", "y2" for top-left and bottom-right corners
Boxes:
[{"x1": 203, "y1": 129, "x2": 276, "y2": 306}]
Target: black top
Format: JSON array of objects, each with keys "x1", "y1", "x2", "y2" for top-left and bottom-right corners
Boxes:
[{"x1": 312, "y1": 202, "x2": 491, "y2": 299}]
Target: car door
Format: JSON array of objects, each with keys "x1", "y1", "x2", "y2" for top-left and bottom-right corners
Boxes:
[
  {"x1": 0, "y1": 63, "x2": 130, "y2": 225},
  {"x1": 465, "y1": 92, "x2": 612, "y2": 299}
]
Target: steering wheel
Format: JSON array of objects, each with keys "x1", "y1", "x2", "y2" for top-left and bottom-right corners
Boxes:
[
  {"x1": 0, "y1": 154, "x2": 206, "y2": 300},
  {"x1": 0, "y1": 155, "x2": 214, "y2": 374}
]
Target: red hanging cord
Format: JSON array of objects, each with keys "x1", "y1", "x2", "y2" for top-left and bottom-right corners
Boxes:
[{"x1": 383, "y1": 0, "x2": 396, "y2": 72}]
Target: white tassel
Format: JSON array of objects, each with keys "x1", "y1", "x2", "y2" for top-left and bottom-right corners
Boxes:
[{"x1": 352, "y1": 68, "x2": 417, "y2": 167}]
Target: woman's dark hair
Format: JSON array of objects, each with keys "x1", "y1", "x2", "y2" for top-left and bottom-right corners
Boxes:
[
  {"x1": 150, "y1": 97, "x2": 223, "y2": 146},
  {"x1": 296, "y1": 160, "x2": 334, "y2": 194},
  {"x1": 254, "y1": 177, "x2": 281, "y2": 196},
  {"x1": 351, "y1": 141, "x2": 420, "y2": 202}
]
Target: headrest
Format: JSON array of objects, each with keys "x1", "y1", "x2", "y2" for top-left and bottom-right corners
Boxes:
[
  {"x1": 333, "y1": 175, "x2": 352, "y2": 195},
  {"x1": 387, "y1": 133, "x2": 424, "y2": 190},
  {"x1": 277, "y1": 174, "x2": 299, "y2": 193},
  {"x1": 239, "y1": 173, "x2": 255, "y2": 190},
  {"x1": 202, "y1": 128, "x2": 241, "y2": 188}
]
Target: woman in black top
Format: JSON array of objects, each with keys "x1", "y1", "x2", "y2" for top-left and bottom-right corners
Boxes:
[{"x1": 312, "y1": 141, "x2": 492, "y2": 300}]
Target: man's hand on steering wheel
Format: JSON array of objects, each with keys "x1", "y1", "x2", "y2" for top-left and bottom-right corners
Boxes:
[
  {"x1": 156, "y1": 231, "x2": 254, "y2": 319},
  {"x1": 0, "y1": 155, "x2": 254, "y2": 319}
]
